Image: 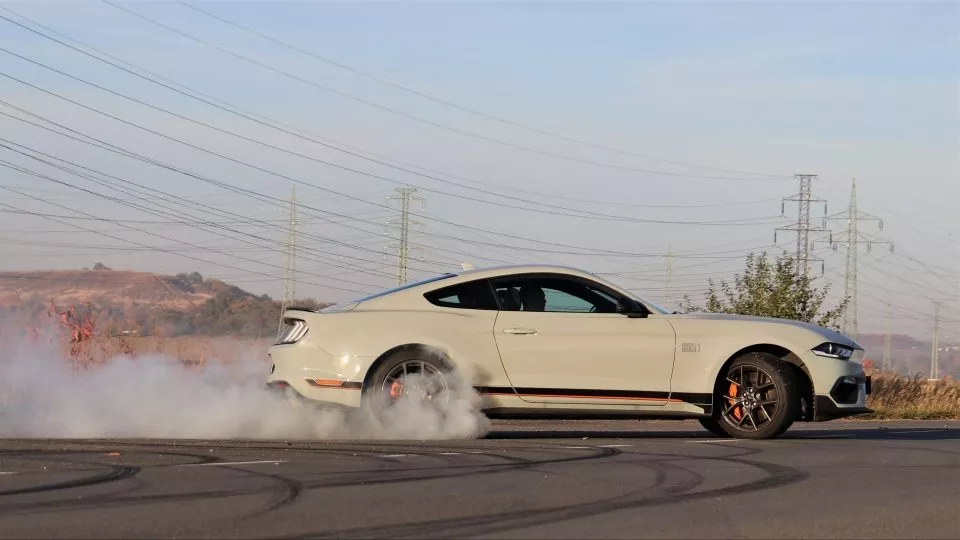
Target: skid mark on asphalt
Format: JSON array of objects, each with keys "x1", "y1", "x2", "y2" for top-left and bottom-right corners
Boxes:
[{"x1": 178, "y1": 460, "x2": 286, "y2": 467}]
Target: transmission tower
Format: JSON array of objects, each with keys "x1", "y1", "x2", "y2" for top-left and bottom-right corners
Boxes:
[
  {"x1": 825, "y1": 178, "x2": 893, "y2": 338},
  {"x1": 387, "y1": 188, "x2": 424, "y2": 285},
  {"x1": 775, "y1": 174, "x2": 828, "y2": 278},
  {"x1": 278, "y1": 185, "x2": 297, "y2": 337}
]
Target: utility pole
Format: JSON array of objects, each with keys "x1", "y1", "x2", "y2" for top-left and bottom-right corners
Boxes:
[
  {"x1": 931, "y1": 302, "x2": 941, "y2": 379},
  {"x1": 666, "y1": 244, "x2": 673, "y2": 311},
  {"x1": 825, "y1": 178, "x2": 893, "y2": 339},
  {"x1": 387, "y1": 188, "x2": 424, "y2": 285},
  {"x1": 775, "y1": 174, "x2": 828, "y2": 279},
  {"x1": 882, "y1": 303, "x2": 892, "y2": 372},
  {"x1": 278, "y1": 185, "x2": 297, "y2": 337}
]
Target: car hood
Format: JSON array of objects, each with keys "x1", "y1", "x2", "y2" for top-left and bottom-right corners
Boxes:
[{"x1": 669, "y1": 312, "x2": 860, "y2": 349}]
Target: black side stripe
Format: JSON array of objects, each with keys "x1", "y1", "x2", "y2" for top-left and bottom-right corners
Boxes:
[{"x1": 474, "y1": 386, "x2": 711, "y2": 405}]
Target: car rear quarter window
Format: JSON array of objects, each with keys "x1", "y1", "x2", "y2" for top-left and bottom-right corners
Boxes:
[{"x1": 424, "y1": 280, "x2": 498, "y2": 310}]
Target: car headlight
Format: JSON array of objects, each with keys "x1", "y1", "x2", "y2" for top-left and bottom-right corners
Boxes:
[
  {"x1": 276, "y1": 318, "x2": 308, "y2": 344},
  {"x1": 811, "y1": 342, "x2": 855, "y2": 360}
]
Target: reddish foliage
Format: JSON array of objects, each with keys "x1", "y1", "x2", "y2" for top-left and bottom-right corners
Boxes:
[{"x1": 47, "y1": 299, "x2": 98, "y2": 368}]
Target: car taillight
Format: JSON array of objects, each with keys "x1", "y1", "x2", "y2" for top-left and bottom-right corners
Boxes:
[{"x1": 276, "y1": 318, "x2": 308, "y2": 344}]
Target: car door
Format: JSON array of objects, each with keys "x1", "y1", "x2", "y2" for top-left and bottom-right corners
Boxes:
[{"x1": 491, "y1": 273, "x2": 678, "y2": 406}]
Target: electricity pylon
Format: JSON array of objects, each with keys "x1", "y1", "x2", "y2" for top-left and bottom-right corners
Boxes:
[
  {"x1": 775, "y1": 174, "x2": 828, "y2": 278},
  {"x1": 387, "y1": 188, "x2": 424, "y2": 285},
  {"x1": 278, "y1": 185, "x2": 297, "y2": 337},
  {"x1": 825, "y1": 178, "x2": 893, "y2": 338}
]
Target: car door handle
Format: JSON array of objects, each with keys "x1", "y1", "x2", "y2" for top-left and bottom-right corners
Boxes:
[{"x1": 503, "y1": 327, "x2": 537, "y2": 335}]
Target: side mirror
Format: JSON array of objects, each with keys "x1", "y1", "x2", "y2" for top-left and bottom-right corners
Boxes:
[{"x1": 617, "y1": 297, "x2": 648, "y2": 318}]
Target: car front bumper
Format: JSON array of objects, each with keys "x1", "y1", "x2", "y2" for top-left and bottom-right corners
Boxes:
[{"x1": 812, "y1": 375, "x2": 872, "y2": 421}]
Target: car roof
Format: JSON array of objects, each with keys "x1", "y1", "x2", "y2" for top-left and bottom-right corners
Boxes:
[
  {"x1": 453, "y1": 263, "x2": 601, "y2": 282},
  {"x1": 351, "y1": 264, "x2": 625, "y2": 307}
]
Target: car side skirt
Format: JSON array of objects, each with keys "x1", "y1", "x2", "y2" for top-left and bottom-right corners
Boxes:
[
  {"x1": 475, "y1": 386, "x2": 713, "y2": 416},
  {"x1": 474, "y1": 386, "x2": 711, "y2": 406},
  {"x1": 483, "y1": 408, "x2": 710, "y2": 420}
]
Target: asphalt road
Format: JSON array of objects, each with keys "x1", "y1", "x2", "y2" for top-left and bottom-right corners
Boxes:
[{"x1": 1, "y1": 420, "x2": 958, "y2": 539}]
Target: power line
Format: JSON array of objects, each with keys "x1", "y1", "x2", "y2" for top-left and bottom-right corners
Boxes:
[
  {"x1": 0, "y1": 137, "x2": 438, "y2": 279},
  {"x1": 0, "y1": 107, "x2": 466, "y2": 272},
  {"x1": 0, "y1": 196, "x2": 373, "y2": 295},
  {"x1": 96, "y1": 0, "x2": 791, "y2": 182},
  {"x1": 0, "y1": 50, "x2": 791, "y2": 227},
  {"x1": 172, "y1": 0, "x2": 789, "y2": 180},
  {"x1": 1, "y1": 103, "x2": 782, "y2": 260},
  {"x1": 0, "y1": 6, "x2": 790, "y2": 211},
  {"x1": 0, "y1": 151, "x2": 415, "y2": 290}
]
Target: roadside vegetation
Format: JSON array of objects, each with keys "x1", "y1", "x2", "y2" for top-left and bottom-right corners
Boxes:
[
  {"x1": 682, "y1": 251, "x2": 959, "y2": 420},
  {"x1": 1, "y1": 300, "x2": 270, "y2": 368},
  {"x1": 865, "y1": 372, "x2": 960, "y2": 420}
]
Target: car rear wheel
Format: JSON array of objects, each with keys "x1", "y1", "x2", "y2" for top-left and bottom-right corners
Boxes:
[
  {"x1": 713, "y1": 352, "x2": 800, "y2": 440},
  {"x1": 362, "y1": 348, "x2": 453, "y2": 426},
  {"x1": 696, "y1": 417, "x2": 731, "y2": 438}
]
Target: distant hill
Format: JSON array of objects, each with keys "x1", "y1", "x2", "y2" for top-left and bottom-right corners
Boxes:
[
  {"x1": 856, "y1": 333, "x2": 932, "y2": 352},
  {"x1": 0, "y1": 265, "x2": 331, "y2": 337},
  {"x1": 0, "y1": 268, "x2": 222, "y2": 310}
]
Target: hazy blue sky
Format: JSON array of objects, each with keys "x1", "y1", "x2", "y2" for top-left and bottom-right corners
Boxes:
[{"x1": 0, "y1": 0, "x2": 957, "y2": 338}]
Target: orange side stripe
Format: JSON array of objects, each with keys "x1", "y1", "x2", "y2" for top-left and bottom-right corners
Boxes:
[{"x1": 518, "y1": 393, "x2": 684, "y2": 403}]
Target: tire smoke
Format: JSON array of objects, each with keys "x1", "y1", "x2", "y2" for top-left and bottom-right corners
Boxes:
[{"x1": 0, "y1": 337, "x2": 490, "y2": 440}]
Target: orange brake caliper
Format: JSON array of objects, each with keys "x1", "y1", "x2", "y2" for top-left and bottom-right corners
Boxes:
[
  {"x1": 728, "y1": 382, "x2": 742, "y2": 421},
  {"x1": 390, "y1": 381, "x2": 404, "y2": 400}
]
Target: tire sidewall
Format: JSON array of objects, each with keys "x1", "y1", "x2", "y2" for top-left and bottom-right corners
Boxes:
[
  {"x1": 362, "y1": 348, "x2": 453, "y2": 424},
  {"x1": 717, "y1": 352, "x2": 799, "y2": 440}
]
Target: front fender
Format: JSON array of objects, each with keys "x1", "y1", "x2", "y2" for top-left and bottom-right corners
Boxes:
[{"x1": 667, "y1": 324, "x2": 826, "y2": 395}]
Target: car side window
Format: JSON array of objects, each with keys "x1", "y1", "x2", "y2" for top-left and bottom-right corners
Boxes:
[
  {"x1": 492, "y1": 275, "x2": 620, "y2": 313},
  {"x1": 423, "y1": 279, "x2": 498, "y2": 310}
]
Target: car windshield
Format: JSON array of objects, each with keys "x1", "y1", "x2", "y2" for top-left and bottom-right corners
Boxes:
[
  {"x1": 637, "y1": 296, "x2": 671, "y2": 315},
  {"x1": 352, "y1": 273, "x2": 457, "y2": 303}
]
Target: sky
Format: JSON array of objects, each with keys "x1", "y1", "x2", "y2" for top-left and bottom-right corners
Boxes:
[{"x1": 0, "y1": 0, "x2": 957, "y2": 339}]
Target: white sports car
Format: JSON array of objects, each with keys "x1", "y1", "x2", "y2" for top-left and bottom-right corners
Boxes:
[{"x1": 266, "y1": 264, "x2": 871, "y2": 439}]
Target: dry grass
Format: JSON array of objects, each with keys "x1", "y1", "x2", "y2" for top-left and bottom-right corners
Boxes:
[
  {"x1": 865, "y1": 372, "x2": 960, "y2": 420},
  {"x1": 4, "y1": 300, "x2": 271, "y2": 369}
]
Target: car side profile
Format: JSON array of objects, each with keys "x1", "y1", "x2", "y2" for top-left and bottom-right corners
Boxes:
[{"x1": 266, "y1": 264, "x2": 871, "y2": 439}]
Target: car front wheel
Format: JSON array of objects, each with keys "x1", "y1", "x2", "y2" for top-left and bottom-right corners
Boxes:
[{"x1": 713, "y1": 352, "x2": 800, "y2": 440}]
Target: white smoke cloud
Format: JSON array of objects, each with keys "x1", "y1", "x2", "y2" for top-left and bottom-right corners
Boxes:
[{"x1": 0, "y1": 335, "x2": 490, "y2": 440}]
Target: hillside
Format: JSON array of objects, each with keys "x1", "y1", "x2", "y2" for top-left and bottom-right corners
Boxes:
[
  {"x1": 0, "y1": 268, "x2": 222, "y2": 310},
  {"x1": 0, "y1": 266, "x2": 331, "y2": 337}
]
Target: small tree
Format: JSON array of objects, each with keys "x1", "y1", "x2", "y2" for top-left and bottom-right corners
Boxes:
[{"x1": 679, "y1": 251, "x2": 848, "y2": 330}]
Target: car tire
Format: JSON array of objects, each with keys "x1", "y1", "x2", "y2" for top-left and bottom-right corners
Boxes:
[
  {"x1": 697, "y1": 417, "x2": 731, "y2": 438},
  {"x1": 712, "y1": 352, "x2": 800, "y2": 440},
  {"x1": 361, "y1": 348, "x2": 453, "y2": 427}
]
